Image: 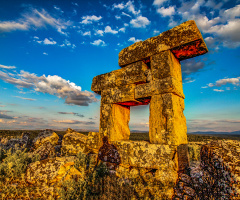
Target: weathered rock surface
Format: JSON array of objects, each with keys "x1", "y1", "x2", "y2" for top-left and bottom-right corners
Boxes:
[
  {"x1": 112, "y1": 140, "x2": 177, "y2": 169},
  {"x1": 149, "y1": 93, "x2": 187, "y2": 145},
  {"x1": 151, "y1": 50, "x2": 182, "y2": 82},
  {"x1": 32, "y1": 129, "x2": 59, "y2": 149},
  {"x1": 31, "y1": 130, "x2": 59, "y2": 160},
  {"x1": 0, "y1": 132, "x2": 30, "y2": 151},
  {"x1": 61, "y1": 130, "x2": 88, "y2": 155},
  {"x1": 174, "y1": 140, "x2": 240, "y2": 200},
  {"x1": 62, "y1": 129, "x2": 100, "y2": 155},
  {"x1": 100, "y1": 103, "x2": 130, "y2": 142},
  {"x1": 91, "y1": 61, "x2": 148, "y2": 93},
  {"x1": 101, "y1": 84, "x2": 136, "y2": 104},
  {"x1": 25, "y1": 156, "x2": 80, "y2": 185},
  {"x1": 135, "y1": 76, "x2": 184, "y2": 99},
  {"x1": 119, "y1": 20, "x2": 208, "y2": 66}
]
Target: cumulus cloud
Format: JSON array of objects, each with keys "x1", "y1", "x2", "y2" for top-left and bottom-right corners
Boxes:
[
  {"x1": 215, "y1": 77, "x2": 240, "y2": 87},
  {"x1": 128, "y1": 37, "x2": 142, "y2": 43},
  {"x1": 0, "y1": 8, "x2": 71, "y2": 35},
  {"x1": 0, "y1": 68, "x2": 97, "y2": 106},
  {"x1": 90, "y1": 39, "x2": 107, "y2": 46},
  {"x1": 0, "y1": 64, "x2": 16, "y2": 69},
  {"x1": 157, "y1": 6, "x2": 175, "y2": 17},
  {"x1": 42, "y1": 38, "x2": 57, "y2": 45},
  {"x1": 112, "y1": 1, "x2": 140, "y2": 15},
  {"x1": 130, "y1": 16, "x2": 150, "y2": 28},
  {"x1": 95, "y1": 30, "x2": 104, "y2": 36},
  {"x1": 202, "y1": 77, "x2": 240, "y2": 89},
  {"x1": 104, "y1": 26, "x2": 118, "y2": 34},
  {"x1": 175, "y1": 3, "x2": 240, "y2": 48},
  {"x1": 153, "y1": 0, "x2": 168, "y2": 6},
  {"x1": 81, "y1": 15, "x2": 102, "y2": 24}
]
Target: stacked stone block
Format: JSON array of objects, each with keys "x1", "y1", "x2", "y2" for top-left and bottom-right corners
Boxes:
[{"x1": 91, "y1": 20, "x2": 208, "y2": 198}]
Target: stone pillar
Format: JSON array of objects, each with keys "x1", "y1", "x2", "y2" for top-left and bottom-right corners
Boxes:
[
  {"x1": 149, "y1": 50, "x2": 187, "y2": 146},
  {"x1": 100, "y1": 103, "x2": 130, "y2": 142}
]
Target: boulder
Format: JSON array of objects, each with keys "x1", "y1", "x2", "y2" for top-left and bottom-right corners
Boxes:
[
  {"x1": 61, "y1": 130, "x2": 88, "y2": 155},
  {"x1": 25, "y1": 156, "x2": 81, "y2": 185},
  {"x1": 31, "y1": 130, "x2": 59, "y2": 159},
  {"x1": 32, "y1": 129, "x2": 59, "y2": 149}
]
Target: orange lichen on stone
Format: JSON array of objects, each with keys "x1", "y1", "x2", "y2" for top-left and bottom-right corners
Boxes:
[{"x1": 171, "y1": 39, "x2": 207, "y2": 60}]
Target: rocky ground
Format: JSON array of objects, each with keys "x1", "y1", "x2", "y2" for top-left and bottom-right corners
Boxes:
[{"x1": 0, "y1": 129, "x2": 239, "y2": 199}]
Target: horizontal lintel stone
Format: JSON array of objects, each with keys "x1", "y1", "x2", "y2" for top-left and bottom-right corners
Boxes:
[
  {"x1": 118, "y1": 20, "x2": 208, "y2": 66},
  {"x1": 101, "y1": 84, "x2": 136, "y2": 104},
  {"x1": 91, "y1": 61, "x2": 148, "y2": 92}
]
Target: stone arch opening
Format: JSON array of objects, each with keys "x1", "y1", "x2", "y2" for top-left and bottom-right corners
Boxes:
[{"x1": 129, "y1": 104, "x2": 150, "y2": 141}]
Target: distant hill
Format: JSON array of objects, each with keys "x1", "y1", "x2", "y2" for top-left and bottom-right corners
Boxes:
[{"x1": 188, "y1": 131, "x2": 240, "y2": 135}]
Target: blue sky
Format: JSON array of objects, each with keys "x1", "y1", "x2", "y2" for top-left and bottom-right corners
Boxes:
[{"x1": 0, "y1": 0, "x2": 239, "y2": 132}]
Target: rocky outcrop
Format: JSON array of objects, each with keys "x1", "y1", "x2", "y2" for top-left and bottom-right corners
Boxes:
[
  {"x1": 31, "y1": 129, "x2": 59, "y2": 160},
  {"x1": 0, "y1": 132, "x2": 30, "y2": 151},
  {"x1": 173, "y1": 140, "x2": 240, "y2": 199},
  {"x1": 25, "y1": 156, "x2": 80, "y2": 185},
  {"x1": 62, "y1": 129, "x2": 100, "y2": 155}
]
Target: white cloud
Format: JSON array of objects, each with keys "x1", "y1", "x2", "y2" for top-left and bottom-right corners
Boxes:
[
  {"x1": 202, "y1": 77, "x2": 240, "y2": 89},
  {"x1": 0, "y1": 21, "x2": 28, "y2": 32},
  {"x1": 112, "y1": 1, "x2": 140, "y2": 15},
  {"x1": 91, "y1": 39, "x2": 107, "y2": 47},
  {"x1": 215, "y1": 78, "x2": 240, "y2": 86},
  {"x1": 153, "y1": 0, "x2": 168, "y2": 6},
  {"x1": 0, "y1": 64, "x2": 16, "y2": 69},
  {"x1": 53, "y1": 5, "x2": 64, "y2": 14},
  {"x1": 81, "y1": 15, "x2": 102, "y2": 24},
  {"x1": 122, "y1": 12, "x2": 132, "y2": 18},
  {"x1": 130, "y1": 16, "x2": 150, "y2": 28},
  {"x1": 115, "y1": 15, "x2": 121, "y2": 20},
  {"x1": 104, "y1": 26, "x2": 118, "y2": 34},
  {"x1": 14, "y1": 96, "x2": 36, "y2": 101},
  {"x1": 43, "y1": 38, "x2": 57, "y2": 45},
  {"x1": 128, "y1": 37, "x2": 142, "y2": 43},
  {"x1": 213, "y1": 89, "x2": 224, "y2": 92},
  {"x1": 157, "y1": 6, "x2": 175, "y2": 17},
  {"x1": 119, "y1": 27, "x2": 126, "y2": 32},
  {"x1": 224, "y1": 4, "x2": 240, "y2": 19},
  {"x1": 82, "y1": 31, "x2": 91, "y2": 36},
  {"x1": 0, "y1": 69, "x2": 97, "y2": 106},
  {"x1": 153, "y1": 30, "x2": 160, "y2": 35},
  {"x1": 0, "y1": 8, "x2": 71, "y2": 35},
  {"x1": 60, "y1": 39, "x2": 76, "y2": 49},
  {"x1": 112, "y1": 3, "x2": 125, "y2": 10},
  {"x1": 125, "y1": 1, "x2": 140, "y2": 15},
  {"x1": 95, "y1": 30, "x2": 104, "y2": 36},
  {"x1": 43, "y1": 52, "x2": 48, "y2": 55}
]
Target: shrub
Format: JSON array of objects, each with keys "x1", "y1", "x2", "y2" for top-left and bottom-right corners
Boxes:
[{"x1": 0, "y1": 145, "x2": 40, "y2": 178}]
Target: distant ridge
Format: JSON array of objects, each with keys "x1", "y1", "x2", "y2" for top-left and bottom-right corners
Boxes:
[{"x1": 188, "y1": 130, "x2": 240, "y2": 135}]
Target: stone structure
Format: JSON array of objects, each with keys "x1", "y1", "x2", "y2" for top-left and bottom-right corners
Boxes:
[{"x1": 91, "y1": 20, "x2": 208, "y2": 148}]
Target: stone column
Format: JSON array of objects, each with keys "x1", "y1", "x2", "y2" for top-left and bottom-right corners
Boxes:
[
  {"x1": 149, "y1": 50, "x2": 187, "y2": 146},
  {"x1": 100, "y1": 103, "x2": 130, "y2": 142}
]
